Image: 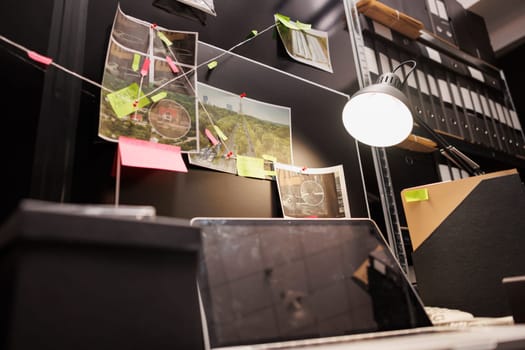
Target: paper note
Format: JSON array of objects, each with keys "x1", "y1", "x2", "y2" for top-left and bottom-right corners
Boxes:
[
  {"x1": 274, "y1": 13, "x2": 311, "y2": 30},
  {"x1": 247, "y1": 30, "x2": 258, "y2": 38},
  {"x1": 157, "y1": 31, "x2": 173, "y2": 46},
  {"x1": 151, "y1": 91, "x2": 167, "y2": 102},
  {"x1": 426, "y1": 46, "x2": 442, "y2": 63},
  {"x1": 213, "y1": 125, "x2": 228, "y2": 141},
  {"x1": 404, "y1": 189, "x2": 429, "y2": 202},
  {"x1": 205, "y1": 128, "x2": 219, "y2": 146},
  {"x1": 207, "y1": 61, "x2": 218, "y2": 70},
  {"x1": 166, "y1": 56, "x2": 179, "y2": 73},
  {"x1": 27, "y1": 51, "x2": 53, "y2": 65},
  {"x1": 118, "y1": 136, "x2": 187, "y2": 172},
  {"x1": 236, "y1": 155, "x2": 266, "y2": 179},
  {"x1": 106, "y1": 83, "x2": 151, "y2": 118},
  {"x1": 132, "y1": 54, "x2": 141, "y2": 72}
]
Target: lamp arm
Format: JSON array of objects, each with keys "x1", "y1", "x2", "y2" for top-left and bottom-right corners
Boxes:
[{"x1": 412, "y1": 113, "x2": 484, "y2": 176}]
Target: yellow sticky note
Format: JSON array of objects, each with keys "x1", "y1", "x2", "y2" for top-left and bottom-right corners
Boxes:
[
  {"x1": 404, "y1": 188, "x2": 429, "y2": 203},
  {"x1": 213, "y1": 125, "x2": 228, "y2": 141},
  {"x1": 132, "y1": 54, "x2": 141, "y2": 72},
  {"x1": 295, "y1": 20, "x2": 312, "y2": 30},
  {"x1": 151, "y1": 91, "x2": 167, "y2": 102},
  {"x1": 274, "y1": 13, "x2": 311, "y2": 30},
  {"x1": 236, "y1": 155, "x2": 266, "y2": 179},
  {"x1": 207, "y1": 61, "x2": 218, "y2": 70},
  {"x1": 106, "y1": 83, "x2": 151, "y2": 118},
  {"x1": 157, "y1": 31, "x2": 173, "y2": 46},
  {"x1": 246, "y1": 30, "x2": 258, "y2": 38},
  {"x1": 274, "y1": 13, "x2": 291, "y2": 26}
]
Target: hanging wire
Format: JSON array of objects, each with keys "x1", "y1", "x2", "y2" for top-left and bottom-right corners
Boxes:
[{"x1": 392, "y1": 59, "x2": 417, "y2": 85}]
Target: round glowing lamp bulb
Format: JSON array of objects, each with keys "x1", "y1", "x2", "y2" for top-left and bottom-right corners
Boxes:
[{"x1": 342, "y1": 73, "x2": 414, "y2": 147}]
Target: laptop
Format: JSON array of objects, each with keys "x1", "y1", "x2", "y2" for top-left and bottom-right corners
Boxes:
[
  {"x1": 190, "y1": 218, "x2": 433, "y2": 349},
  {"x1": 503, "y1": 275, "x2": 525, "y2": 324}
]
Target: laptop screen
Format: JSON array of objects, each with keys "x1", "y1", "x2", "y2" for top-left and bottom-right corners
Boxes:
[{"x1": 192, "y1": 218, "x2": 431, "y2": 348}]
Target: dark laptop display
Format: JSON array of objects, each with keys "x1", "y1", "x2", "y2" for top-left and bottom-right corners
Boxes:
[{"x1": 191, "y1": 218, "x2": 431, "y2": 348}]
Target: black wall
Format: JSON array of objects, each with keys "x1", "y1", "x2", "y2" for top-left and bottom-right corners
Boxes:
[{"x1": 1, "y1": 0, "x2": 369, "y2": 221}]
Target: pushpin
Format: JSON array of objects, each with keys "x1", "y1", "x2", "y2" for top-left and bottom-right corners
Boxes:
[
  {"x1": 226, "y1": 151, "x2": 233, "y2": 158},
  {"x1": 240, "y1": 92, "x2": 247, "y2": 98},
  {"x1": 150, "y1": 23, "x2": 157, "y2": 29}
]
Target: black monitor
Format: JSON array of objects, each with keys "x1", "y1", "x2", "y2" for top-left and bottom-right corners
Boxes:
[{"x1": 0, "y1": 199, "x2": 204, "y2": 350}]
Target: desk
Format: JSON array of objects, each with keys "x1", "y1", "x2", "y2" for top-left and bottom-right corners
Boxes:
[{"x1": 218, "y1": 325, "x2": 525, "y2": 350}]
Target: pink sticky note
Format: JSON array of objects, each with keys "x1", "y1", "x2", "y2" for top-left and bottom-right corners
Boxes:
[
  {"x1": 118, "y1": 136, "x2": 187, "y2": 172},
  {"x1": 204, "y1": 128, "x2": 219, "y2": 146},
  {"x1": 166, "y1": 56, "x2": 179, "y2": 74},
  {"x1": 27, "y1": 51, "x2": 53, "y2": 65},
  {"x1": 140, "y1": 58, "x2": 151, "y2": 76}
]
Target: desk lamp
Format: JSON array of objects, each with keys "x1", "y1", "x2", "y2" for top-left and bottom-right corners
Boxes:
[{"x1": 342, "y1": 60, "x2": 483, "y2": 176}]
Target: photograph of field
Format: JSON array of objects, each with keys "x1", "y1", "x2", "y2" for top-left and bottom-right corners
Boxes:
[
  {"x1": 189, "y1": 83, "x2": 292, "y2": 176},
  {"x1": 98, "y1": 6, "x2": 199, "y2": 152}
]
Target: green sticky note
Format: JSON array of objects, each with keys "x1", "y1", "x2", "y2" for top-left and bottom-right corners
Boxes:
[
  {"x1": 207, "y1": 60, "x2": 218, "y2": 70},
  {"x1": 236, "y1": 155, "x2": 266, "y2": 179},
  {"x1": 106, "y1": 83, "x2": 151, "y2": 118},
  {"x1": 274, "y1": 13, "x2": 291, "y2": 25},
  {"x1": 132, "y1": 54, "x2": 141, "y2": 72},
  {"x1": 151, "y1": 91, "x2": 167, "y2": 102},
  {"x1": 213, "y1": 125, "x2": 228, "y2": 141},
  {"x1": 157, "y1": 31, "x2": 172, "y2": 46},
  {"x1": 404, "y1": 189, "x2": 429, "y2": 203},
  {"x1": 246, "y1": 30, "x2": 258, "y2": 38},
  {"x1": 295, "y1": 20, "x2": 312, "y2": 30},
  {"x1": 274, "y1": 13, "x2": 310, "y2": 30}
]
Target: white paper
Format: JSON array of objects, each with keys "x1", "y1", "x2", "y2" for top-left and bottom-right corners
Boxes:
[
  {"x1": 438, "y1": 79, "x2": 452, "y2": 103},
  {"x1": 379, "y1": 53, "x2": 391, "y2": 74},
  {"x1": 274, "y1": 163, "x2": 351, "y2": 218},
  {"x1": 176, "y1": 0, "x2": 216, "y2": 16},
  {"x1": 470, "y1": 91, "x2": 483, "y2": 114},
  {"x1": 373, "y1": 21, "x2": 393, "y2": 41},
  {"x1": 426, "y1": 46, "x2": 442, "y2": 64},
  {"x1": 427, "y1": 74, "x2": 439, "y2": 97},
  {"x1": 438, "y1": 163, "x2": 451, "y2": 182},
  {"x1": 468, "y1": 66, "x2": 485, "y2": 82},
  {"x1": 449, "y1": 83, "x2": 462, "y2": 107},
  {"x1": 460, "y1": 87, "x2": 474, "y2": 110},
  {"x1": 364, "y1": 46, "x2": 379, "y2": 75},
  {"x1": 416, "y1": 70, "x2": 429, "y2": 95},
  {"x1": 436, "y1": 0, "x2": 448, "y2": 20},
  {"x1": 509, "y1": 109, "x2": 522, "y2": 131}
]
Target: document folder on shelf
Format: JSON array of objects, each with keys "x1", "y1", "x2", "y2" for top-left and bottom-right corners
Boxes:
[{"x1": 401, "y1": 169, "x2": 525, "y2": 317}]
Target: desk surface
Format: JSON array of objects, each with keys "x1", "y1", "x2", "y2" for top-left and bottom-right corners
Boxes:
[{"x1": 216, "y1": 325, "x2": 525, "y2": 350}]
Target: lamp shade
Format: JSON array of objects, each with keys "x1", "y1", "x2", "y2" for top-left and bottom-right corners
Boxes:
[{"x1": 342, "y1": 73, "x2": 413, "y2": 147}]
